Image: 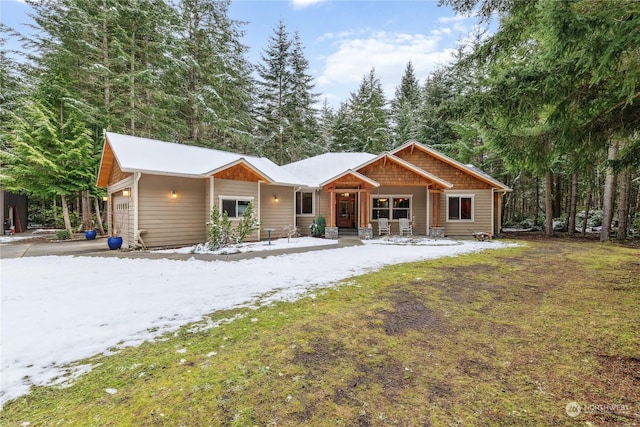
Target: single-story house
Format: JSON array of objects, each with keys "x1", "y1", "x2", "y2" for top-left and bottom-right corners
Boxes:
[{"x1": 97, "y1": 132, "x2": 511, "y2": 248}]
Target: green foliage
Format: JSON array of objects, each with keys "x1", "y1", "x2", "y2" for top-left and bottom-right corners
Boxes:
[
  {"x1": 208, "y1": 202, "x2": 260, "y2": 249},
  {"x1": 309, "y1": 216, "x2": 326, "y2": 237},
  {"x1": 208, "y1": 205, "x2": 234, "y2": 250},
  {"x1": 255, "y1": 22, "x2": 320, "y2": 164},
  {"x1": 55, "y1": 230, "x2": 70, "y2": 240},
  {"x1": 235, "y1": 202, "x2": 261, "y2": 243}
]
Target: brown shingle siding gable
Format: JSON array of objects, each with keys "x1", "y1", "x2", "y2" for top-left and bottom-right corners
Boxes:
[{"x1": 394, "y1": 147, "x2": 493, "y2": 190}]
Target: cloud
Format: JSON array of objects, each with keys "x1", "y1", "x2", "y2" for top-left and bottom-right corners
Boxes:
[
  {"x1": 316, "y1": 29, "x2": 457, "y2": 102},
  {"x1": 290, "y1": 0, "x2": 327, "y2": 10}
]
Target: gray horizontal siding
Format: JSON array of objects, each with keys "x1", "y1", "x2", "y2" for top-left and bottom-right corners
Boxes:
[
  {"x1": 138, "y1": 175, "x2": 207, "y2": 247},
  {"x1": 441, "y1": 189, "x2": 492, "y2": 237}
]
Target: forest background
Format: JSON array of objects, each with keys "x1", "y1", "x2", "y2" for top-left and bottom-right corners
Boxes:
[{"x1": 1, "y1": 0, "x2": 638, "y2": 241}]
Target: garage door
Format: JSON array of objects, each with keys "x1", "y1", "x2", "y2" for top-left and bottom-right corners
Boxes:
[{"x1": 113, "y1": 194, "x2": 130, "y2": 246}]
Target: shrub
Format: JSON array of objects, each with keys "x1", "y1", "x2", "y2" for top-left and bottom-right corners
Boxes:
[
  {"x1": 56, "y1": 230, "x2": 70, "y2": 240},
  {"x1": 208, "y1": 202, "x2": 260, "y2": 250},
  {"x1": 236, "y1": 203, "x2": 261, "y2": 242},
  {"x1": 310, "y1": 216, "x2": 326, "y2": 237}
]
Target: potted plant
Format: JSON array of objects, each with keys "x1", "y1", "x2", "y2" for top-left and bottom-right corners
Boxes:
[
  {"x1": 83, "y1": 218, "x2": 97, "y2": 240},
  {"x1": 107, "y1": 212, "x2": 123, "y2": 250}
]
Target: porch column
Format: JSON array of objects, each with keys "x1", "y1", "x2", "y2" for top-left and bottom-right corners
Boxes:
[
  {"x1": 431, "y1": 191, "x2": 442, "y2": 227},
  {"x1": 364, "y1": 190, "x2": 370, "y2": 227},
  {"x1": 327, "y1": 190, "x2": 334, "y2": 227}
]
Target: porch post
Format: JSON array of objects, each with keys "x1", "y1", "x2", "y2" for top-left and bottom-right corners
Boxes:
[
  {"x1": 327, "y1": 190, "x2": 334, "y2": 227},
  {"x1": 364, "y1": 190, "x2": 370, "y2": 227}
]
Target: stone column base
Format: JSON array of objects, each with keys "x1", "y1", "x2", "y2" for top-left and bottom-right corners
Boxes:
[
  {"x1": 358, "y1": 227, "x2": 373, "y2": 240},
  {"x1": 325, "y1": 227, "x2": 339, "y2": 239},
  {"x1": 429, "y1": 227, "x2": 445, "y2": 238}
]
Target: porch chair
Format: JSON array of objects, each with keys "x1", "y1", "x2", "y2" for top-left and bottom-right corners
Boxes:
[
  {"x1": 378, "y1": 217, "x2": 391, "y2": 236},
  {"x1": 399, "y1": 218, "x2": 413, "y2": 236}
]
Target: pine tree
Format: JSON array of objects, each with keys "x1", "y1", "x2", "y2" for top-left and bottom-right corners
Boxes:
[
  {"x1": 255, "y1": 22, "x2": 320, "y2": 164},
  {"x1": 390, "y1": 61, "x2": 422, "y2": 147},
  {"x1": 287, "y1": 32, "x2": 321, "y2": 160},
  {"x1": 347, "y1": 68, "x2": 390, "y2": 153},
  {"x1": 4, "y1": 93, "x2": 95, "y2": 235},
  {"x1": 255, "y1": 21, "x2": 293, "y2": 164},
  {"x1": 318, "y1": 98, "x2": 335, "y2": 152},
  {"x1": 175, "y1": 0, "x2": 255, "y2": 151}
]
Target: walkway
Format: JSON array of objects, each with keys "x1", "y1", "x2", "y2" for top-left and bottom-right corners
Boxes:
[{"x1": 0, "y1": 233, "x2": 363, "y2": 261}]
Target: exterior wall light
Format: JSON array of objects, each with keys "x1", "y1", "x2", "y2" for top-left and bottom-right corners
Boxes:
[
  {"x1": 171, "y1": 190, "x2": 177, "y2": 199},
  {"x1": 122, "y1": 189, "x2": 130, "y2": 197},
  {"x1": 102, "y1": 196, "x2": 108, "y2": 202},
  {"x1": 273, "y1": 195, "x2": 279, "y2": 202}
]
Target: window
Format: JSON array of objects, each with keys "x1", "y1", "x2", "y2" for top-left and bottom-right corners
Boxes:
[
  {"x1": 447, "y1": 195, "x2": 473, "y2": 221},
  {"x1": 220, "y1": 197, "x2": 253, "y2": 218},
  {"x1": 371, "y1": 196, "x2": 411, "y2": 220},
  {"x1": 392, "y1": 197, "x2": 410, "y2": 219},
  {"x1": 296, "y1": 192, "x2": 313, "y2": 215},
  {"x1": 372, "y1": 197, "x2": 390, "y2": 219}
]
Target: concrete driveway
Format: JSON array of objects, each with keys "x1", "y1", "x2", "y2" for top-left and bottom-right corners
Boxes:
[
  {"x1": 0, "y1": 232, "x2": 364, "y2": 261},
  {"x1": 0, "y1": 235, "x2": 110, "y2": 259}
]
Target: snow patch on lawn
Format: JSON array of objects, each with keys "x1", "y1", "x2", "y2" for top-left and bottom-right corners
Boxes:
[
  {"x1": 154, "y1": 236, "x2": 337, "y2": 254},
  {"x1": 1, "y1": 239, "x2": 516, "y2": 405}
]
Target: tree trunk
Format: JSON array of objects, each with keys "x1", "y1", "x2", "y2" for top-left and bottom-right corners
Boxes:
[
  {"x1": 581, "y1": 186, "x2": 592, "y2": 236},
  {"x1": 61, "y1": 194, "x2": 73, "y2": 236},
  {"x1": 568, "y1": 173, "x2": 578, "y2": 235},
  {"x1": 545, "y1": 170, "x2": 553, "y2": 237},
  {"x1": 81, "y1": 190, "x2": 92, "y2": 230},
  {"x1": 600, "y1": 141, "x2": 618, "y2": 241},
  {"x1": 94, "y1": 197, "x2": 106, "y2": 236},
  {"x1": 553, "y1": 174, "x2": 563, "y2": 218},
  {"x1": 617, "y1": 171, "x2": 630, "y2": 240}
]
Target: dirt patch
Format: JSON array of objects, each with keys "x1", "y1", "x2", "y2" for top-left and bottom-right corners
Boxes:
[
  {"x1": 431, "y1": 264, "x2": 505, "y2": 304},
  {"x1": 380, "y1": 290, "x2": 448, "y2": 335},
  {"x1": 292, "y1": 335, "x2": 347, "y2": 377}
]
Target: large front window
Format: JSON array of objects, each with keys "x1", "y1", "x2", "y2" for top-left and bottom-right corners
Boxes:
[
  {"x1": 221, "y1": 198, "x2": 252, "y2": 218},
  {"x1": 296, "y1": 192, "x2": 313, "y2": 215},
  {"x1": 447, "y1": 195, "x2": 473, "y2": 221},
  {"x1": 372, "y1": 196, "x2": 411, "y2": 220}
]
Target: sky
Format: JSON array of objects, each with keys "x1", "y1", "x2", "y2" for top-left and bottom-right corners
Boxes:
[
  {"x1": 1, "y1": 0, "x2": 484, "y2": 108},
  {"x1": 1, "y1": 235, "x2": 514, "y2": 404}
]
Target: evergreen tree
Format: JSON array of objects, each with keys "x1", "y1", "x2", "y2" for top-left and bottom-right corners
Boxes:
[
  {"x1": 390, "y1": 61, "x2": 421, "y2": 147},
  {"x1": 347, "y1": 68, "x2": 390, "y2": 153},
  {"x1": 4, "y1": 94, "x2": 95, "y2": 235},
  {"x1": 318, "y1": 98, "x2": 335, "y2": 152},
  {"x1": 175, "y1": 0, "x2": 255, "y2": 151},
  {"x1": 287, "y1": 32, "x2": 321, "y2": 160},
  {"x1": 255, "y1": 21, "x2": 293, "y2": 164},
  {"x1": 255, "y1": 22, "x2": 320, "y2": 164}
]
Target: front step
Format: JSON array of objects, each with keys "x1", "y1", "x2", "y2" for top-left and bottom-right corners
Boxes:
[{"x1": 338, "y1": 228, "x2": 358, "y2": 236}]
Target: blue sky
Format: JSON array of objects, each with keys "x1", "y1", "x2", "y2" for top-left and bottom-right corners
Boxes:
[{"x1": 2, "y1": 0, "x2": 482, "y2": 108}]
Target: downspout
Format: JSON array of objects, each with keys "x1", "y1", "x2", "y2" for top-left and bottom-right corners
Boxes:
[
  {"x1": 257, "y1": 181, "x2": 261, "y2": 239},
  {"x1": 490, "y1": 188, "x2": 495, "y2": 237},
  {"x1": 294, "y1": 186, "x2": 301, "y2": 229},
  {"x1": 209, "y1": 176, "x2": 214, "y2": 221},
  {"x1": 426, "y1": 186, "x2": 430, "y2": 237},
  {"x1": 133, "y1": 172, "x2": 141, "y2": 248}
]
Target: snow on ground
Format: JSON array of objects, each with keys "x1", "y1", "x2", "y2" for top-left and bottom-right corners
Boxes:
[
  {"x1": 1, "y1": 238, "x2": 516, "y2": 405},
  {"x1": 154, "y1": 236, "x2": 337, "y2": 254}
]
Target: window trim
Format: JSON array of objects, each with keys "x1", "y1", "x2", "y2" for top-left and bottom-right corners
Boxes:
[
  {"x1": 446, "y1": 194, "x2": 475, "y2": 222},
  {"x1": 218, "y1": 195, "x2": 255, "y2": 219},
  {"x1": 295, "y1": 191, "x2": 315, "y2": 216},
  {"x1": 370, "y1": 195, "x2": 412, "y2": 221}
]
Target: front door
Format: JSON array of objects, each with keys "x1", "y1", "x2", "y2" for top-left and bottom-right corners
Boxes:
[{"x1": 336, "y1": 194, "x2": 356, "y2": 228}]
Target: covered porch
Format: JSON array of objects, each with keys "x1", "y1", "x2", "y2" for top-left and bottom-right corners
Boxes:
[{"x1": 320, "y1": 154, "x2": 452, "y2": 238}]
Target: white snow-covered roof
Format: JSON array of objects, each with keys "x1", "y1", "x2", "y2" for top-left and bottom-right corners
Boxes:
[
  {"x1": 104, "y1": 132, "x2": 304, "y2": 186},
  {"x1": 281, "y1": 152, "x2": 377, "y2": 187}
]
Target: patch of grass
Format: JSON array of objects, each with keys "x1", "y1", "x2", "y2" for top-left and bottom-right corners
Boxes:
[{"x1": 2, "y1": 241, "x2": 639, "y2": 426}]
